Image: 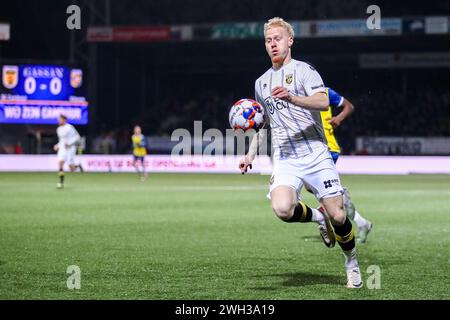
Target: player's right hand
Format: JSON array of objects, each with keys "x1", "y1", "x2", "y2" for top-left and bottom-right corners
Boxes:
[
  {"x1": 271, "y1": 86, "x2": 291, "y2": 102},
  {"x1": 239, "y1": 157, "x2": 252, "y2": 174},
  {"x1": 329, "y1": 116, "x2": 342, "y2": 128},
  {"x1": 53, "y1": 144, "x2": 59, "y2": 151}
]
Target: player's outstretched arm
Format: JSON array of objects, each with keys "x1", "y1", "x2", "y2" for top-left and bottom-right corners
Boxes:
[
  {"x1": 329, "y1": 98, "x2": 355, "y2": 128},
  {"x1": 271, "y1": 87, "x2": 329, "y2": 111},
  {"x1": 239, "y1": 130, "x2": 266, "y2": 174}
]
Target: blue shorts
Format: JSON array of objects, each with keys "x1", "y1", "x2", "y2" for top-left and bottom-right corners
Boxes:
[
  {"x1": 330, "y1": 151, "x2": 340, "y2": 164},
  {"x1": 133, "y1": 155, "x2": 144, "y2": 163}
]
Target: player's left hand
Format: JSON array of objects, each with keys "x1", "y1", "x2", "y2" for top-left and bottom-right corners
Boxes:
[
  {"x1": 329, "y1": 117, "x2": 342, "y2": 128},
  {"x1": 271, "y1": 86, "x2": 291, "y2": 101},
  {"x1": 65, "y1": 143, "x2": 70, "y2": 148},
  {"x1": 239, "y1": 156, "x2": 253, "y2": 175}
]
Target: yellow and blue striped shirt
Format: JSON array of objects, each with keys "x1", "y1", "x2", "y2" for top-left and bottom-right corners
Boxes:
[
  {"x1": 320, "y1": 87, "x2": 345, "y2": 153},
  {"x1": 132, "y1": 134, "x2": 147, "y2": 157}
]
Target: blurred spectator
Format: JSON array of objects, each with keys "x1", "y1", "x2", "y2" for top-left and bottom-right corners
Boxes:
[
  {"x1": 92, "y1": 132, "x2": 117, "y2": 154},
  {"x1": 14, "y1": 141, "x2": 24, "y2": 154}
]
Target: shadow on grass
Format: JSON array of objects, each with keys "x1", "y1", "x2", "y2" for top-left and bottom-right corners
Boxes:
[{"x1": 250, "y1": 272, "x2": 342, "y2": 290}]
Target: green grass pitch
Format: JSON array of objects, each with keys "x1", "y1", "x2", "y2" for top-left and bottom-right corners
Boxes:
[{"x1": 0, "y1": 172, "x2": 448, "y2": 299}]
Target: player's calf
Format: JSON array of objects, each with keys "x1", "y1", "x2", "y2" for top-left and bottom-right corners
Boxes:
[
  {"x1": 342, "y1": 187, "x2": 355, "y2": 220},
  {"x1": 57, "y1": 169, "x2": 65, "y2": 189},
  {"x1": 322, "y1": 196, "x2": 346, "y2": 226},
  {"x1": 322, "y1": 199, "x2": 353, "y2": 250},
  {"x1": 334, "y1": 216, "x2": 355, "y2": 251}
]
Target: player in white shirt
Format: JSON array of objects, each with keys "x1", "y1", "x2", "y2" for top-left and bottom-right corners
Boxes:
[
  {"x1": 53, "y1": 114, "x2": 83, "y2": 188},
  {"x1": 239, "y1": 17, "x2": 362, "y2": 288}
]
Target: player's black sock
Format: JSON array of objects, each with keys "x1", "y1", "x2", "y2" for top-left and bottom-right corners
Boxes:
[
  {"x1": 334, "y1": 217, "x2": 355, "y2": 251},
  {"x1": 78, "y1": 164, "x2": 84, "y2": 172},
  {"x1": 58, "y1": 170, "x2": 65, "y2": 184},
  {"x1": 285, "y1": 202, "x2": 313, "y2": 223}
]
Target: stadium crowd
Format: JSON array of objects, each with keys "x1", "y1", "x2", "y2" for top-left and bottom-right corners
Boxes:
[{"x1": 82, "y1": 84, "x2": 449, "y2": 155}]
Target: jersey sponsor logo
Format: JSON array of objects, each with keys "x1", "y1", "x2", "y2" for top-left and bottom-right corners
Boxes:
[
  {"x1": 2, "y1": 65, "x2": 18, "y2": 89},
  {"x1": 285, "y1": 73, "x2": 293, "y2": 85},
  {"x1": 264, "y1": 97, "x2": 289, "y2": 114},
  {"x1": 323, "y1": 178, "x2": 340, "y2": 189}
]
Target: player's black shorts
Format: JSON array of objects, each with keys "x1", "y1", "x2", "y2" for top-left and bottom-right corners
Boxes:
[{"x1": 133, "y1": 155, "x2": 145, "y2": 162}]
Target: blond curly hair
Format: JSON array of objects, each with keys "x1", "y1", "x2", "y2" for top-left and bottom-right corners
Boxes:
[{"x1": 264, "y1": 17, "x2": 295, "y2": 38}]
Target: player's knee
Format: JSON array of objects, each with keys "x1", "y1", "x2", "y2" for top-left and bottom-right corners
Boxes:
[
  {"x1": 329, "y1": 208, "x2": 346, "y2": 226},
  {"x1": 272, "y1": 201, "x2": 295, "y2": 222}
]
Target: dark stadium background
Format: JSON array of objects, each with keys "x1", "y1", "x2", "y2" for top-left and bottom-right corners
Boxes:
[{"x1": 1, "y1": 0, "x2": 449, "y2": 154}]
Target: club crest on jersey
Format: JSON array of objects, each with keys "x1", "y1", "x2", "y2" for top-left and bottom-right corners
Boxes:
[
  {"x1": 285, "y1": 74, "x2": 293, "y2": 85},
  {"x1": 70, "y1": 69, "x2": 83, "y2": 88},
  {"x1": 2, "y1": 65, "x2": 18, "y2": 89}
]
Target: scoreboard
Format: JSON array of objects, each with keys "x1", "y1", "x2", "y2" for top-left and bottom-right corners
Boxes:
[{"x1": 0, "y1": 64, "x2": 88, "y2": 124}]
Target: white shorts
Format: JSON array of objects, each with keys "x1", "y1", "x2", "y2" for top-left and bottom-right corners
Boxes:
[
  {"x1": 57, "y1": 147, "x2": 76, "y2": 165},
  {"x1": 268, "y1": 147, "x2": 343, "y2": 201}
]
